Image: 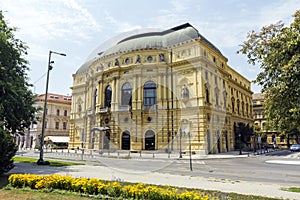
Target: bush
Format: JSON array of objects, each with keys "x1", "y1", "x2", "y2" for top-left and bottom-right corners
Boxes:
[{"x1": 0, "y1": 124, "x2": 17, "y2": 175}]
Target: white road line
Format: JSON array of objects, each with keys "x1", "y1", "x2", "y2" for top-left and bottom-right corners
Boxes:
[{"x1": 266, "y1": 160, "x2": 300, "y2": 165}]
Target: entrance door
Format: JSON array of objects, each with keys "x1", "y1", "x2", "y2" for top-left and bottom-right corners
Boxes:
[
  {"x1": 225, "y1": 131, "x2": 229, "y2": 152},
  {"x1": 145, "y1": 130, "x2": 155, "y2": 150},
  {"x1": 217, "y1": 138, "x2": 221, "y2": 153},
  {"x1": 103, "y1": 132, "x2": 110, "y2": 149},
  {"x1": 121, "y1": 131, "x2": 130, "y2": 150},
  {"x1": 207, "y1": 130, "x2": 211, "y2": 154}
]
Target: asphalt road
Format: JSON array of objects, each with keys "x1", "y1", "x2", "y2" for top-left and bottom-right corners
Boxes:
[{"x1": 87, "y1": 150, "x2": 300, "y2": 186}]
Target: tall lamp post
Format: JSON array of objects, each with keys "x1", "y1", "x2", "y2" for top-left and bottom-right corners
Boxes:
[
  {"x1": 37, "y1": 50, "x2": 66, "y2": 165},
  {"x1": 239, "y1": 133, "x2": 242, "y2": 155},
  {"x1": 188, "y1": 131, "x2": 192, "y2": 171},
  {"x1": 179, "y1": 128, "x2": 182, "y2": 158}
]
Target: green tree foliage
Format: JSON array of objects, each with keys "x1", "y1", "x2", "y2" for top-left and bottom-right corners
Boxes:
[
  {"x1": 234, "y1": 122, "x2": 253, "y2": 150},
  {"x1": 0, "y1": 10, "x2": 37, "y2": 174},
  {"x1": 238, "y1": 10, "x2": 300, "y2": 141},
  {"x1": 0, "y1": 122, "x2": 17, "y2": 174}
]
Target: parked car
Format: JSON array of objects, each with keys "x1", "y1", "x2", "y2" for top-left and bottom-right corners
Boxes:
[{"x1": 290, "y1": 144, "x2": 300, "y2": 152}]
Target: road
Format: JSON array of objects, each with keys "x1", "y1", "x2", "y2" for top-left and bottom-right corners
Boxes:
[
  {"x1": 84, "y1": 150, "x2": 300, "y2": 187},
  {"x1": 16, "y1": 149, "x2": 300, "y2": 187}
]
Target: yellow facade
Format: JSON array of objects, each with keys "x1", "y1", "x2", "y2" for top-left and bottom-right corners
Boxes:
[{"x1": 69, "y1": 23, "x2": 253, "y2": 154}]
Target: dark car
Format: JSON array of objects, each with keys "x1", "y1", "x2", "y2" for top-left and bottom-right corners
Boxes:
[{"x1": 290, "y1": 144, "x2": 300, "y2": 152}]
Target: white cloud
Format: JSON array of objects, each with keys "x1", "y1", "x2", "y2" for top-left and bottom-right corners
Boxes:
[
  {"x1": 150, "y1": 1, "x2": 188, "y2": 29},
  {"x1": 171, "y1": 0, "x2": 188, "y2": 12},
  {"x1": 259, "y1": 0, "x2": 299, "y2": 26},
  {"x1": 1, "y1": 0, "x2": 101, "y2": 43}
]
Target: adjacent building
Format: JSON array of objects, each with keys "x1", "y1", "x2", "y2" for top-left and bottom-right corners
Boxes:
[
  {"x1": 253, "y1": 93, "x2": 295, "y2": 148},
  {"x1": 16, "y1": 93, "x2": 72, "y2": 149},
  {"x1": 69, "y1": 23, "x2": 253, "y2": 154}
]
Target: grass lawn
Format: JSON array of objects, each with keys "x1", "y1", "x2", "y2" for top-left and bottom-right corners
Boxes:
[
  {"x1": 0, "y1": 188, "x2": 100, "y2": 200},
  {"x1": 282, "y1": 187, "x2": 300, "y2": 193},
  {"x1": 0, "y1": 186, "x2": 284, "y2": 200},
  {"x1": 13, "y1": 156, "x2": 82, "y2": 167}
]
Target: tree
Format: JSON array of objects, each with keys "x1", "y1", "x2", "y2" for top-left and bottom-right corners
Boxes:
[
  {"x1": 0, "y1": 122, "x2": 17, "y2": 174},
  {"x1": 0, "y1": 10, "x2": 37, "y2": 174},
  {"x1": 238, "y1": 10, "x2": 300, "y2": 142},
  {"x1": 234, "y1": 122, "x2": 254, "y2": 150}
]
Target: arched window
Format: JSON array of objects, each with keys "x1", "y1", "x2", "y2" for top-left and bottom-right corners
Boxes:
[
  {"x1": 94, "y1": 89, "x2": 98, "y2": 109},
  {"x1": 104, "y1": 85, "x2": 112, "y2": 108},
  {"x1": 121, "y1": 83, "x2": 132, "y2": 106},
  {"x1": 231, "y1": 97, "x2": 235, "y2": 113},
  {"x1": 241, "y1": 101, "x2": 245, "y2": 115},
  {"x1": 56, "y1": 109, "x2": 60, "y2": 116},
  {"x1": 237, "y1": 99, "x2": 240, "y2": 114},
  {"x1": 143, "y1": 81, "x2": 156, "y2": 106},
  {"x1": 262, "y1": 122, "x2": 266, "y2": 130},
  {"x1": 205, "y1": 84, "x2": 210, "y2": 103},
  {"x1": 223, "y1": 91, "x2": 227, "y2": 109},
  {"x1": 215, "y1": 87, "x2": 219, "y2": 106}
]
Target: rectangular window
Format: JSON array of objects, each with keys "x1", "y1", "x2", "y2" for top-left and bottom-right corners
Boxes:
[
  {"x1": 57, "y1": 109, "x2": 60, "y2": 116},
  {"x1": 64, "y1": 110, "x2": 67, "y2": 116},
  {"x1": 45, "y1": 121, "x2": 47, "y2": 129},
  {"x1": 55, "y1": 122, "x2": 59, "y2": 130},
  {"x1": 63, "y1": 122, "x2": 67, "y2": 130}
]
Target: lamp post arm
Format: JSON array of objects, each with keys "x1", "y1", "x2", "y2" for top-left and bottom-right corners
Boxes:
[{"x1": 37, "y1": 50, "x2": 66, "y2": 165}]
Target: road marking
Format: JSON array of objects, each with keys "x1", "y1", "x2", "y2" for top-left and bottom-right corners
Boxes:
[{"x1": 265, "y1": 160, "x2": 300, "y2": 165}]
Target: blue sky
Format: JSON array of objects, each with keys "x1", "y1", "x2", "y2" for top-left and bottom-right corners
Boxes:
[{"x1": 0, "y1": 0, "x2": 299, "y2": 95}]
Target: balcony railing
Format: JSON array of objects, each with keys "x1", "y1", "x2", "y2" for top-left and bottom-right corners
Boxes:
[
  {"x1": 142, "y1": 104, "x2": 158, "y2": 111},
  {"x1": 98, "y1": 107, "x2": 110, "y2": 114},
  {"x1": 87, "y1": 109, "x2": 94, "y2": 116}
]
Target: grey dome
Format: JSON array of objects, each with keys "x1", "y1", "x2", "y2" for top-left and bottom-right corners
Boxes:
[{"x1": 76, "y1": 23, "x2": 221, "y2": 74}]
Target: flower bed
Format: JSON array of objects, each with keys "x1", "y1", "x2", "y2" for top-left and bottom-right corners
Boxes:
[{"x1": 8, "y1": 174, "x2": 219, "y2": 200}]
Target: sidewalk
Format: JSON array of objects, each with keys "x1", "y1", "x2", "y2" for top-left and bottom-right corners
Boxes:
[
  {"x1": 9, "y1": 162, "x2": 300, "y2": 200},
  {"x1": 17, "y1": 148, "x2": 252, "y2": 161}
]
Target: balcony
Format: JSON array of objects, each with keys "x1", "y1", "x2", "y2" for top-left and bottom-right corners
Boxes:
[
  {"x1": 119, "y1": 105, "x2": 130, "y2": 111},
  {"x1": 142, "y1": 104, "x2": 158, "y2": 111},
  {"x1": 98, "y1": 107, "x2": 110, "y2": 114},
  {"x1": 87, "y1": 109, "x2": 95, "y2": 116}
]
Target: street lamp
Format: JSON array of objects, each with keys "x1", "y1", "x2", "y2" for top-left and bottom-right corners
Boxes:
[
  {"x1": 179, "y1": 128, "x2": 182, "y2": 158},
  {"x1": 188, "y1": 131, "x2": 192, "y2": 171},
  {"x1": 239, "y1": 133, "x2": 242, "y2": 155},
  {"x1": 37, "y1": 50, "x2": 66, "y2": 165}
]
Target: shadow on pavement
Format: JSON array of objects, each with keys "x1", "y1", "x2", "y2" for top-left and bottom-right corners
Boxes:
[
  {"x1": 0, "y1": 175, "x2": 9, "y2": 189},
  {"x1": 7, "y1": 162, "x2": 77, "y2": 176}
]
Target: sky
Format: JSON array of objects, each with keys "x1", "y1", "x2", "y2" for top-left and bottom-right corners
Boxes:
[{"x1": 0, "y1": 0, "x2": 299, "y2": 95}]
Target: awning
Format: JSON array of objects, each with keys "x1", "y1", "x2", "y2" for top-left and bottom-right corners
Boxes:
[{"x1": 44, "y1": 136, "x2": 69, "y2": 143}]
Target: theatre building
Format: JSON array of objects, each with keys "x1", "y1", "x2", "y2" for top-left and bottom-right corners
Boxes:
[{"x1": 69, "y1": 23, "x2": 253, "y2": 154}]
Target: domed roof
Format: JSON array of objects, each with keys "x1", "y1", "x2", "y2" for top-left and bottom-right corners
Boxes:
[{"x1": 76, "y1": 23, "x2": 221, "y2": 74}]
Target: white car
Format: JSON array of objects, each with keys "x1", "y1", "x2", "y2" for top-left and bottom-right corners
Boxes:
[{"x1": 290, "y1": 144, "x2": 300, "y2": 152}]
